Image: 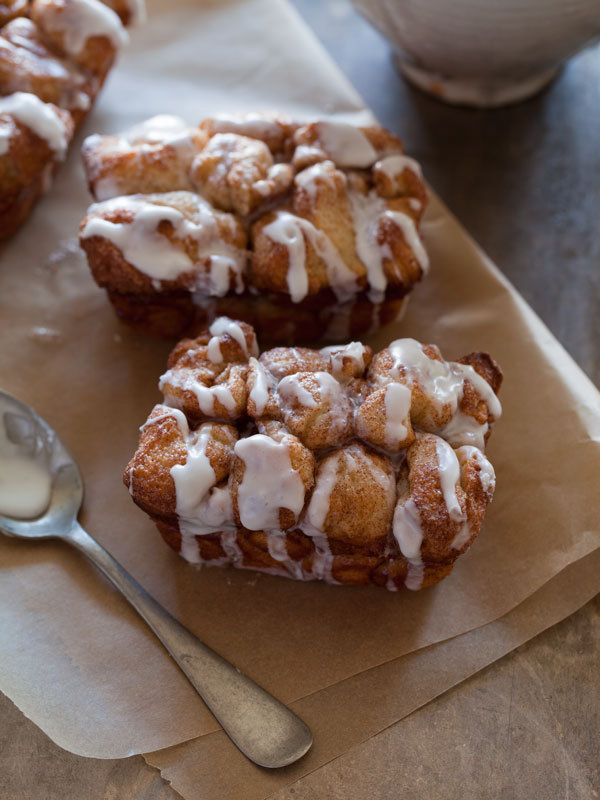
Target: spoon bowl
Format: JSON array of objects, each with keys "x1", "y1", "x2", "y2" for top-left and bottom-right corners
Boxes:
[{"x1": 0, "y1": 389, "x2": 312, "y2": 769}]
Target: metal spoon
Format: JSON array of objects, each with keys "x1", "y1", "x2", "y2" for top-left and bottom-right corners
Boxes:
[{"x1": 0, "y1": 390, "x2": 312, "y2": 769}]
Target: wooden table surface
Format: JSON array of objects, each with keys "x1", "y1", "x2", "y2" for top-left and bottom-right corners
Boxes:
[{"x1": 1, "y1": 2, "x2": 598, "y2": 798}]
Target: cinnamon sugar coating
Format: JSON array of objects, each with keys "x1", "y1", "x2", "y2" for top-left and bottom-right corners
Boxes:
[
  {"x1": 125, "y1": 318, "x2": 503, "y2": 591},
  {"x1": 0, "y1": 0, "x2": 138, "y2": 239},
  {"x1": 79, "y1": 113, "x2": 429, "y2": 344}
]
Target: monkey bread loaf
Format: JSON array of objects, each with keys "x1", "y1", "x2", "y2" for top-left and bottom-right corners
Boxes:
[
  {"x1": 124, "y1": 318, "x2": 503, "y2": 591},
  {"x1": 0, "y1": 0, "x2": 144, "y2": 238},
  {"x1": 79, "y1": 113, "x2": 429, "y2": 345}
]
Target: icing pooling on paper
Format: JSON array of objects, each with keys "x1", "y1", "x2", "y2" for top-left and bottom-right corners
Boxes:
[
  {"x1": 81, "y1": 195, "x2": 245, "y2": 294},
  {"x1": 263, "y1": 211, "x2": 357, "y2": 303},
  {"x1": 0, "y1": 93, "x2": 68, "y2": 156},
  {"x1": 234, "y1": 434, "x2": 305, "y2": 531}
]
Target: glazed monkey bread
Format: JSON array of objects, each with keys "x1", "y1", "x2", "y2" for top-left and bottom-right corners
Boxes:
[
  {"x1": 0, "y1": 0, "x2": 143, "y2": 238},
  {"x1": 79, "y1": 113, "x2": 429, "y2": 345},
  {"x1": 125, "y1": 318, "x2": 503, "y2": 591}
]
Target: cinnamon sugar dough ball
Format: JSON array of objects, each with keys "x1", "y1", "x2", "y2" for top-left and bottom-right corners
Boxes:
[
  {"x1": 190, "y1": 132, "x2": 294, "y2": 217},
  {"x1": 303, "y1": 442, "x2": 396, "y2": 555},
  {"x1": 230, "y1": 421, "x2": 315, "y2": 531},
  {"x1": 124, "y1": 405, "x2": 237, "y2": 521}
]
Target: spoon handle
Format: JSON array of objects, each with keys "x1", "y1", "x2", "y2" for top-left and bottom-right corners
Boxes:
[{"x1": 64, "y1": 522, "x2": 312, "y2": 768}]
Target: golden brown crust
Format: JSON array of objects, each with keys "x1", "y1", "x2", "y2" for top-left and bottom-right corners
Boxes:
[
  {"x1": 125, "y1": 320, "x2": 502, "y2": 591},
  {"x1": 0, "y1": 107, "x2": 73, "y2": 237},
  {"x1": 0, "y1": 0, "x2": 136, "y2": 239},
  {"x1": 79, "y1": 115, "x2": 429, "y2": 341}
]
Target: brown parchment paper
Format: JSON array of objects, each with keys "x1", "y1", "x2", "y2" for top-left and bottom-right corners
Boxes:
[
  {"x1": 0, "y1": 0, "x2": 599, "y2": 761},
  {"x1": 144, "y1": 549, "x2": 600, "y2": 800}
]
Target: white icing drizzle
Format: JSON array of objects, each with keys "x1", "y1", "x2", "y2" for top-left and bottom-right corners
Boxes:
[
  {"x1": 348, "y1": 190, "x2": 429, "y2": 295},
  {"x1": 0, "y1": 119, "x2": 13, "y2": 155},
  {"x1": 310, "y1": 533, "x2": 336, "y2": 582},
  {"x1": 456, "y1": 445, "x2": 496, "y2": 496},
  {"x1": 81, "y1": 195, "x2": 245, "y2": 294},
  {"x1": 140, "y1": 406, "x2": 189, "y2": 437},
  {"x1": 313, "y1": 121, "x2": 377, "y2": 167},
  {"x1": 0, "y1": 93, "x2": 68, "y2": 156},
  {"x1": 266, "y1": 530, "x2": 288, "y2": 562},
  {"x1": 234, "y1": 435, "x2": 305, "y2": 531},
  {"x1": 209, "y1": 113, "x2": 282, "y2": 140},
  {"x1": 434, "y1": 438, "x2": 465, "y2": 522},
  {"x1": 374, "y1": 154, "x2": 423, "y2": 181},
  {"x1": 302, "y1": 453, "x2": 340, "y2": 533},
  {"x1": 170, "y1": 426, "x2": 217, "y2": 525},
  {"x1": 248, "y1": 357, "x2": 270, "y2": 415},
  {"x1": 384, "y1": 382, "x2": 412, "y2": 447},
  {"x1": 278, "y1": 375, "x2": 318, "y2": 409},
  {"x1": 347, "y1": 189, "x2": 388, "y2": 295},
  {"x1": 384, "y1": 210, "x2": 430, "y2": 274},
  {"x1": 263, "y1": 211, "x2": 357, "y2": 303},
  {"x1": 51, "y1": 0, "x2": 128, "y2": 55},
  {"x1": 158, "y1": 368, "x2": 236, "y2": 418},
  {"x1": 392, "y1": 497, "x2": 424, "y2": 590},
  {"x1": 294, "y1": 160, "x2": 339, "y2": 201},
  {"x1": 123, "y1": 114, "x2": 193, "y2": 148},
  {"x1": 409, "y1": 198, "x2": 422, "y2": 211},
  {"x1": 321, "y1": 342, "x2": 368, "y2": 379},
  {"x1": 450, "y1": 522, "x2": 472, "y2": 552},
  {"x1": 206, "y1": 316, "x2": 255, "y2": 365},
  {"x1": 387, "y1": 339, "x2": 502, "y2": 450},
  {"x1": 179, "y1": 485, "x2": 234, "y2": 540}
]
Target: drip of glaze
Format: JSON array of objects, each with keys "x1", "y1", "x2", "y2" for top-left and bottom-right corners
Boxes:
[
  {"x1": 234, "y1": 434, "x2": 305, "y2": 531},
  {"x1": 302, "y1": 453, "x2": 341, "y2": 533},
  {"x1": 123, "y1": 114, "x2": 193, "y2": 147},
  {"x1": 294, "y1": 160, "x2": 339, "y2": 201},
  {"x1": 313, "y1": 121, "x2": 377, "y2": 167},
  {"x1": 158, "y1": 369, "x2": 236, "y2": 417},
  {"x1": 456, "y1": 445, "x2": 496, "y2": 495},
  {"x1": 384, "y1": 382, "x2": 412, "y2": 447},
  {"x1": 387, "y1": 338, "x2": 502, "y2": 450},
  {"x1": 374, "y1": 154, "x2": 423, "y2": 181},
  {"x1": 392, "y1": 497, "x2": 424, "y2": 590},
  {"x1": 262, "y1": 211, "x2": 358, "y2": 303},
  {"x1": 209, "y1": 113, "x2": 282, "y2": 140},
  {"x1": 248, "y1": 357, "x2": 270, "y2": 415},
  {"x1": 321, "y1": 342, "x2": 368, "y2": 379},
  {"x1": 383, "y1": 210, "x2": 430, "y2": 274},
  {"x1": 278, "y1": 374, "x2": 319, "y2": 409},
  {"x1": 0, "y1": 93, "x2": 68, "y2": 156},
  {"x1": 434, "y1": 438, "x2": 465, "y2": 522},
  {"x1": 206, "y1": 317, "x2": 255, "y2": 364},
  {"x1": 52, "y1": 0, "x2": 128, "y2": 55},
  {"x1": 170, "y1": 426, "x2": 217, "y2": 522},
  {"x1": 81, "y1": 195, "x2": 245, "y2": 294}
]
